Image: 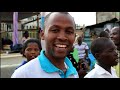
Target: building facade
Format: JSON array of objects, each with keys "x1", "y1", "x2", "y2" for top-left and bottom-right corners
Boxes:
[{"x1": 96, "y1": 12, "x2": 120, "y2": 23}]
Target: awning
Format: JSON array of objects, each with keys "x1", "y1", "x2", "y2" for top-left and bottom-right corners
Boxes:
[{"x1": 1, "y1": 12, "x2": 40, "y2": 22}]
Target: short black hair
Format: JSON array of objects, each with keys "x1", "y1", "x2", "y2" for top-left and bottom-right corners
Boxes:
[
  {"x1": 91, "y1": 37, "x2": 112, "y2": 57},
  {"x1": 23, "y1": 31, "x2": 29, "y2": 35},
  {"x1": 43, "y1": 12, "x2": 75, "y2": 30},
  {"x1": 21, "y1": 38, "x2": 42, "y2": 57},
  {"x1": 99, "y1": 31, "x2": 110, "y2": 38},
  {"x1": 104, "y1": 28, "x2": 110, "y2": 33}
]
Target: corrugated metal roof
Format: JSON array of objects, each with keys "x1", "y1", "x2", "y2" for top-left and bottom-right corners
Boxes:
[
  {"x1": 1, "y1": 12, "x2": 40, "y2": 22},
  {"x1": 85, "y1": 18, "x2": 118, "y2": 28}
]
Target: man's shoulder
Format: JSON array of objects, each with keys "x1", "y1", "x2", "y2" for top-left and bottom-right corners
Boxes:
[
  {"x1": 84, "y1": 68, "x2": 98, "y2": 78},
  {"x1": 24, "y1": 58, "x2": 39, "y2": 68},
  {"x1": 16, "y1": 60, "x2": 27, "y2": 69},
  {"x1": 16, "y1": 58, "x2": 39, "y2": 72},
  {"x1": 11, "y1": 58, "x2": 40, "y2": 78},
  {"x1": 82, "y1": 42, "x2": 88, "y2": 45}
]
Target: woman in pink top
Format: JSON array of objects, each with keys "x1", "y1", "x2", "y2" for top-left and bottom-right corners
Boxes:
[{"x1": 21, "y1": 31, "x2": 30, "y2": 45}]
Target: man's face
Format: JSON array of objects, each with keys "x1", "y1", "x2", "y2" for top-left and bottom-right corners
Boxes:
[
  {"x1": 98, "y1": 41, "x2": 118, "y2": 67},
  {"x1": 41, "y1": 13, "x2": 75, "y2": 60},
  {"x1": 77, "y1": 36, "x2": 82, "y2": 45},
  {"x1": 110, "y1": 27, "x2": 120, "y2": 46}
]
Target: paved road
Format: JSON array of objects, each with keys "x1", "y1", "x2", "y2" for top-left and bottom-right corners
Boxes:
[
  {"x1": 1, "y1": 53, "x2": 25, "y2": 78},
  {"x1": 1, "y1": 55, "x2": 25, "y2": 66}
]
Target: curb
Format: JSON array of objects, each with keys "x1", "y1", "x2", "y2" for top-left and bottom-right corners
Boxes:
[
  {"x1": 1, "y1": 53, "x2": 22, "y2": 59},
  {"x1": 1, "y1": 64, "x2": 20, "y2": 68}
]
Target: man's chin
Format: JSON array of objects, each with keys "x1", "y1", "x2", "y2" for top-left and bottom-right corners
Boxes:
[
  {"x1": 55, "y1": 55, "x2": 66, "y2": 59},
  {"x1": 115, "y1": 43, "x2": 120, "y2": 46}
]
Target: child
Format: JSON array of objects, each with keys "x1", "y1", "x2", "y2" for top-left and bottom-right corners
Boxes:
[
  {"x1": 16, "y1": 38, "x2": 42, "y2": 69},
  {"x1": 78, "y1": 59, "x2": 90, "y2": 78},
  {"x1": 84, "y1": 37, "x2": 118, "y2": 78}
]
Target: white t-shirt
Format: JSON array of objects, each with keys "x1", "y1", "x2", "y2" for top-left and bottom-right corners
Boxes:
[
  {"x1": 74, "y1": 42, "x2": 89, "y2": 59},
  {"x1": 84, "y1": 63, "x2": 118, "y2": 78},
  {"x1": 21, "y1": 37, "x2": 30, "y2": 45}
]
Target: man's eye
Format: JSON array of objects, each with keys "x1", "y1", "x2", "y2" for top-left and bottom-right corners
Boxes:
[
  {"x1": 113, "y1": 32, "x2": 117, "y2": 35},
  {"x1": 108, "y1": 49, "x2": 115, "y2": 52},
  {"x1": 66, "y1": 30, "x2": 74, "y2": 34},
  {"x1": 108, "y1": 50, "x2": 113, "y2": 52},
  {"x1": 51, "y1": 29, "x2": 59, "y2": 33}
]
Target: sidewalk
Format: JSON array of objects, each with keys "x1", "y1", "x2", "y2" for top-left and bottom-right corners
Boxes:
[{"x1": 1, "y1": 53, "x2": 22, "y2": 59}]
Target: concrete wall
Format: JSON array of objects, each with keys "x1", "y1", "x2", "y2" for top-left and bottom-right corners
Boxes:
[
  {"x1": 96, "y1": 12, "x2": 120, "y2": 23},
  {"x1": 96, "y1": 12, "x2": 116, "y2": 23}
]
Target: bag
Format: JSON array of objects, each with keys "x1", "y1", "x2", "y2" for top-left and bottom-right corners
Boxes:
[
  {"x1": 12, "y1": 44, "x2": 22, "y2": 52},
  {"x1": 88, "y1": 50, "x2": 96, "y2": 70}
]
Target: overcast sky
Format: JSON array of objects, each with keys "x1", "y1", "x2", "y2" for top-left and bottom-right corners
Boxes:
[
  {"x1": 69, "y1": 12, "x2": 96, "y2": 26},
  {"x1": 23, "y1": 12, "x2": 96, "y2": 27}
]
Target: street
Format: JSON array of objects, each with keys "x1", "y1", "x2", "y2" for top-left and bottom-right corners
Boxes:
[{"x1": 1, "y1": 53, "x2": 25, "y2": 78}]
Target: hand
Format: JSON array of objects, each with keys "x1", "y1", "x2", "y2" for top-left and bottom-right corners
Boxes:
[{"x1": 78, "y1": 69, "x2": 87, "y2": 78}]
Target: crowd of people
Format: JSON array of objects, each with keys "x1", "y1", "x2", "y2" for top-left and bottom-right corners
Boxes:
[{"x1": 9, "y1": 12, "x2": 120, "y2": 78}]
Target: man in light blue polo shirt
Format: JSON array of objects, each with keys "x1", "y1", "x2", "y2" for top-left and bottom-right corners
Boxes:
[{"x1": 11, "y1": 12, "x2": 79, "y2": 78}]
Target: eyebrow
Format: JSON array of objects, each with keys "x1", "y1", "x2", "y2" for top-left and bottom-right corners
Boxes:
[
  {"x1": 51, "y1": 25, "x2": 61, "y2": 28},
  {"x1": 51, "y1": 25, "x2": 74, "y2": 29}
]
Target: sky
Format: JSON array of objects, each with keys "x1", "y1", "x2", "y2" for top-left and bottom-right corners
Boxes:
[
  {"x1": 22, "y1": 12, "x2": 96, "y2": 27},
  {"x1": 69, "y1": 12, "x2": 96, "y2": 26}
]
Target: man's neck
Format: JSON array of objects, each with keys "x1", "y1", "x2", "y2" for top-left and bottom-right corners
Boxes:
[
  {"x1": 117, "y1": 46, "x2": 120, "y2": 51},
  {"x1": 97, "y1": 62, "x2": 111, "y2": 74}
]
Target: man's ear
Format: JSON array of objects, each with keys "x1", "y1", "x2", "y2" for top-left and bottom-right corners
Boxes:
[
  {"x1": 40, "y1": 30, "x2": 45, "y2": 40},
  {"x1": 95, "y1": 53, "x2": 100, "y2": 59}
]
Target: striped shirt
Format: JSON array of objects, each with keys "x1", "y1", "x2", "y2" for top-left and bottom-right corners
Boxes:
[{"x1": 74, "y1": 42, "x2": 89, "y2": 59}]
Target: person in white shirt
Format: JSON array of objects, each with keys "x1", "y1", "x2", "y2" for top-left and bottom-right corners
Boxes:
[
  {"x1": 74, "y1": 36, "x2": 89, "y2": 60},
  {"x1": 73, "y1": 36, "x2": 90, "y2": 78},
  {"x1": 84, "y1": 37, "x2": 118, "y2": 78}
]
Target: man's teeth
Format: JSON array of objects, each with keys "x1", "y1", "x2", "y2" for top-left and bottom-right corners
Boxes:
[{"x1": 56, "y1": 45, "x2": 66, "y2": 48}]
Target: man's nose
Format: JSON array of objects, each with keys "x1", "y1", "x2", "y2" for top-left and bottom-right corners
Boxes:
[
  {"x1": 110, "y1": 34, "x2": 113, "y2": 38},
  {"x1": 57, "y1": 31, "x2": 68, "y2": 41}
]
